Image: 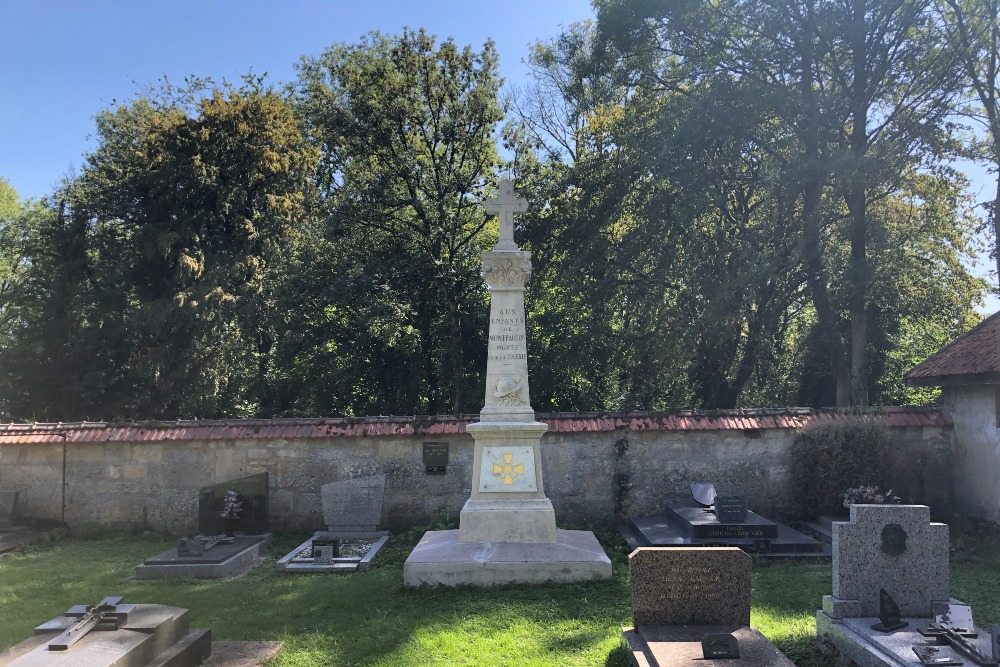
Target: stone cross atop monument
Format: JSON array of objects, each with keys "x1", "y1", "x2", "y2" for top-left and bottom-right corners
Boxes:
[{"x1": 484, "y1": 180, "x2": 528, "y2": 251}]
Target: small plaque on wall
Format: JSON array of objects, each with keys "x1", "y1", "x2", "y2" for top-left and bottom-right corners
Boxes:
[{"x1": 423, "y1": 441, "x2": 448, "y2": 474}]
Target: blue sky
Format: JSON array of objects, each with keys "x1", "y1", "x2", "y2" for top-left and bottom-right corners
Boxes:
[
  {"x1": 0, "y1": 0, "x2": 594, "y2": 199},
  {"x1": 1, "y1": 1, "x2": 996, "y2": 312}
]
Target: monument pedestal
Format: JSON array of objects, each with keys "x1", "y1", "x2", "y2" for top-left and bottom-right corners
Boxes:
[
  {"x1": 402, "y1": 179, "x2": 611, "y2": 587},
  {"x1": 459, "y1": 498, "x2": 556, "y2": 543},
  {"x1": 403, "y1": 528, "x2": 611, "y2": 587}
]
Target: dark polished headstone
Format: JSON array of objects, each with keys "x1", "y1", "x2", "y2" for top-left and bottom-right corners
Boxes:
[
  {"x1": 198, "y1": 472, "x2": 268, "y2": 535},
  {"x1": 992, "y1": 625, "x2": 999, "y2": 661},
  {"x1": 871, "y1": 588, "x2": 908, "y2": 632}
]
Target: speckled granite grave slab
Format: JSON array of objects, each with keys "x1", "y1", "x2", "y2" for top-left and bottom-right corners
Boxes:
[
  {"x1": 831, "y1": 505, "x2": 948, "y2": 617},
  {"x1": 816, "y1": 612, "x2": 995, "y2": 667},
  {"x1": 622, "y1": 624, "x2": 795, "y2": 667},
  {"x1": 629, "y1": 547, "x2": 751, "y2": 627}
]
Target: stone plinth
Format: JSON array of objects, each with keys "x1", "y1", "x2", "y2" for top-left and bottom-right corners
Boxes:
[
  {"x1": 629, "y1": 547, "x2": 751, "y2": 627},
  {"x1": 459, "y1": 420, "x2": 555, "y2": 544},
  {"x1": 829, "y1": 505, "x2": 949, "y2": 618},
  {"x1": 403, "y1": 528, "x2": 612, "y2": 587}
]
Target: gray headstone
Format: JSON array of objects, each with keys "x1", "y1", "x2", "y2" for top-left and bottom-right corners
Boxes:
[
  {"x1": 321, "y1": 475, "x2": 386, "y2": 532},
  {"x1": 830, "y1": 505, "x2": 949, "y2": 618},
  {"x1": 629, "y1": 547, "x2": 751, "y2": 626},
  {"x1": 0, "y1": 491, "x2": 18, "y2": 528}
]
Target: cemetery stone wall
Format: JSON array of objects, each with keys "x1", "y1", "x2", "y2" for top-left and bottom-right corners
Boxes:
[{"x1": 0, "y1": 409, "x2": 951, "y2": 534}]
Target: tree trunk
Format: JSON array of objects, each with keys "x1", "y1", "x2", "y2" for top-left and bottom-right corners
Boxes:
[
  {"x1": 443, "y1": 289, "x2": 466, "y2": 415},
  {"x1": 995, "y1": 168, "x2": 1000, "y2": 291},
  {"x1": 797, "y1": 9, "x2": 852, "y2": 406}
]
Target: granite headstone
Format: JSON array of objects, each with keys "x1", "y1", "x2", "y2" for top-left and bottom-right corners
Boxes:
[
  {"x1": 321, "y1": 474, "x2": 386, "y2": 532},
  {"x1": 825, "y1": 504, "x2": 949, "y2": 618},
  {"x1": 197, "y1": 472, "x2": 269, "y2": 536},
  {"x1": 629, "y1": 547, "x2": 751, "y2": 627}
]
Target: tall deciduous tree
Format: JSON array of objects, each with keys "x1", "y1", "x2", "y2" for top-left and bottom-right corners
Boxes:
[
  {"x1": 1, "y1": 77, "x2": 317, "y2": 420},
  {"x1": 294, "y1": 29, "x2": 504, "y2": 414},
  {"x1": 938, "y1": 0, "x2": 1000, "y2": 291}
]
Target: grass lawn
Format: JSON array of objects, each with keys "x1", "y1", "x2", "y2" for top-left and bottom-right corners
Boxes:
[{"x1": 0, "y1": 527, "x2": 997, "y2": 666}]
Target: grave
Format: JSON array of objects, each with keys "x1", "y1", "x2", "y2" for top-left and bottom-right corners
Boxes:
[
  {"x1": 621, "y1": 547, "x2": 795, "y2": 666},
  {"x1": 0, "y1": 595, "x2": 210, "y2": 667},
  {"x1": 403, "y1": 180, "x2": 612, "y2": 586},
  {"x1": 816, "y1": 504, "x2": 998, "y2": 666},
  {"x1": 198, "y1": 472, "x2": 269, "y2": 536},
  {"x1": 135, "y1": 475, "x2": 270, "y2": 579},
  {"x1": 0, "y1": 491, "x2": 28, "y2": 552},
  {"x1": 622, "y1": 482, "x2": 827, "y2": 557},
  {"x1": 275, "y1": 475, "x2": 389, "y2": 574}
]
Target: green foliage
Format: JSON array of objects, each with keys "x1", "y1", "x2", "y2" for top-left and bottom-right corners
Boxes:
[
  {"x1": 0, "y1": 76, "x2": 317, "y2": 420},
  {"x1": 288, "y1": 29, "x2": 503, "y2": 415},
  {"x1": 789, "y1": 416, "x2": 894, "y2": 519}
]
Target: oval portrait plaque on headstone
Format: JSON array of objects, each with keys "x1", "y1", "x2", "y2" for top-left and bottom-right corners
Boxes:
[{"x1": 881, "y1": 523, "x2": 908, "y2": 556}]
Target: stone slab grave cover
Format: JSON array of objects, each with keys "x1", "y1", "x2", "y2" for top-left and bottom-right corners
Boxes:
[
  {"x1": 0, "y1": 595, "x2": 210, "y2": 667},
  {"x1": 813, "y1": 504, "x2": 995, "y2": 667},
  {"x1": 403, "y1": 179, "x2": 611, "y2": 587},
  {"x1": 321, "y1": 474, "x2": 386, "y2": 533},
  {"x1": 135, "y1": 534, "x2": 271, "y2": 580},
  {"x1": 622, "y1": 481, "x2": 826, "y2": 557},
  {"x1": 199, "y1": 472, "x2": 269, "y2": 536},
  {"x1": 621, "y1": 547, "x2": 795, "y2": 667}
]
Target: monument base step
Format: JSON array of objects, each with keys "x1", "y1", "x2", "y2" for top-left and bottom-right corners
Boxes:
[
  {"x1": 816, "y1": 611, "x2": 995, "y2": 667},
  {"x1": 622, "y1": 624, "x2": 795, "y2": 667},
  {"x1": 402, "y1": 528, "x2": 612, "y2": 587},
  {"x1": 458, "y1": 498, "x2": 556, "y2": 543}
]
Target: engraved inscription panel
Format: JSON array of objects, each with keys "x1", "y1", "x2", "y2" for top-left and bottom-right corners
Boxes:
[
  {"x1": 478, "y1": 446, "x2": 537, "y2": 492},
  {"x1": 629, "y1": 547, "x2": 751, "y2": 626}
]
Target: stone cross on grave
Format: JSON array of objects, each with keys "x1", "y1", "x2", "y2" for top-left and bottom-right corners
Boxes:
[{"x1": 484, "y1": 179, "x2": 527, "y2": 251}]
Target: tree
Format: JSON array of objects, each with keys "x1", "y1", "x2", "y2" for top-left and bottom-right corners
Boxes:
[
  {"x1": 0, "y1": 77, "x2": 317, "y2": 420},
  {"x1": 595, "y1": 0, "x2": 965, "y2": 407},
  {"x1": 293, "y1": 29, "x2": 504, "y2": 414},
  {"x1": 938, "y1": 0, "x2": 1000, "y2": 292}
]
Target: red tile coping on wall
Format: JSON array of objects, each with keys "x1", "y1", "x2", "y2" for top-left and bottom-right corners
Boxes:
[{"x1": 0, "y1": 407, "x2": 947, "y2": 444}]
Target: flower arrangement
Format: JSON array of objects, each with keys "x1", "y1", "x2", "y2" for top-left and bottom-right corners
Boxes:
[
  {"x1": 840, "y1": 485, "x2": 901, "y2": 508},
  {"x1": 219, "y1": 489, "x2": 243, "y2": 519}
]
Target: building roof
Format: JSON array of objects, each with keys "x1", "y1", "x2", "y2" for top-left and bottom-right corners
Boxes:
[
  {"x1": 906, "y1": 311, "x2": 1000, "y2": 387},
  {"x1": 0, "y1": 407, "x2": 946, "y2": 444}
]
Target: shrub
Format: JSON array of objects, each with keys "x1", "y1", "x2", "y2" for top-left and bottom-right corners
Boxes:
[{"x1": 789, "y1": 415, "x2": 893, "y2": 519}]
